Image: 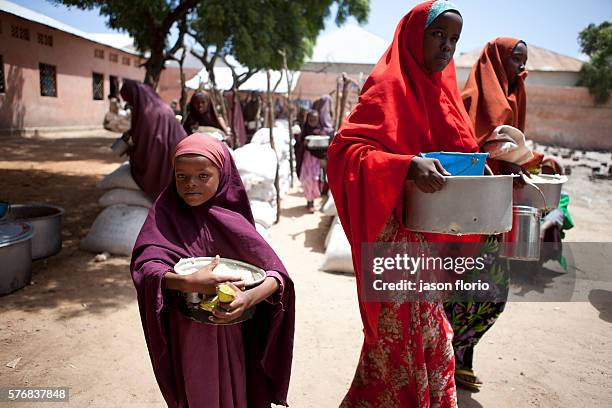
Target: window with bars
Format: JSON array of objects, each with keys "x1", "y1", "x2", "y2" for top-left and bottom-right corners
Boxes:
[
  {"x1": 0, "y1": 55, "x2": 5, "y2": 94},
  {"x1": 94, "y1": 49, "x2": 104, "y2": 59},
  {"x1": 39, "y1": 63, "x2": 57, "y2": 97},
  {"x1": 92, "y1": 72, "x2": 104, "y2": 100},
  {"x1": 11, "y1": 24, "x2": 30, "y2": 41},
  {"x1": 37, "y1": 33, "x2": 53, "y2": 47},
  {"x1": 109, "y1": 53, "x2": 118, "y2": 63},
  {"x1": 122, "y1": 56, "x2": 130, "y2": 66}
]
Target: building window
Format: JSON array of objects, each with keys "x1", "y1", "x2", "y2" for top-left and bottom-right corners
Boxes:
[
  {"x1": 109, "y1": 53, "x2": 118, "y2": 63},
  {"x1": 39, "y1": 63, "x2": 57, "y2": 97},
  {"x1": 11, "y1": 24, "x2": 30, "y2": 41},
  {"x1": 109, "y1": 75, "x2": 119, "y2": 99},
  {"x1": 0, "y1": 55, "x2": 5, "y2": 94},
  {"x1": 37, "y1": 33, "x2": 53, "y2": 47},
  {"x1": 134, "y1": 58, "x2": 140, "y2": 67},
  {"x1": 94, "y1": 49, "x2": 104, "y2": 59},
  {"x1": 92, "y1": 72, "x2": 104, "y2": 100},
  {"x1": 122, "y1": 56, "x2": 130, "y2": 66}
]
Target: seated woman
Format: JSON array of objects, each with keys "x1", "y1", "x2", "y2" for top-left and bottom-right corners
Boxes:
[
  {"x1": 120, "y1": 79, "x2": 187, "y2": 200},
  {"x1": 131, "y1": 133, "x2": 295, "y2": 408},
  {"x1": 183, "y1": 92, "x2": 233, "y2": 145}
]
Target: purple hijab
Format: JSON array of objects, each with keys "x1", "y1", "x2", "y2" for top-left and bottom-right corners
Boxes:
[
  {"x1": 130, "y1": 144, "x2": 295, "y2": 407},
  {"x1": 120, "y1": 79, "x2": 187, "y2": 200}
]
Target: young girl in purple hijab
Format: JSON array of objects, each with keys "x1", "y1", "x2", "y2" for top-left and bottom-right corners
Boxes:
[{"x1": 131, "y1": 133, "x2": 295, "y2": 408}]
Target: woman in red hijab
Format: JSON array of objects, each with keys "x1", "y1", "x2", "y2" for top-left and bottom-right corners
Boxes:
[{"x1": 327, "y1": 1, "x2": 477, "y2": 406}]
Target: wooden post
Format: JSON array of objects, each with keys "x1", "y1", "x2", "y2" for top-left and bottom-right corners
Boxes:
[
  {"x1": 337, "y1": 73, "x2": 350, "y2": 129},
  {"x1": 266, "y1": 70, "x2": 281, "y2": 224},
  {"x1": 334, "y1": 76, "x2": 342, "y2": 130},
  {"x1": 280, "y1": 49, "x2": 295, "y2": 188}
]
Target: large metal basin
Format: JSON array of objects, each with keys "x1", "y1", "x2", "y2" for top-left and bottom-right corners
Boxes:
[
  {"x1": 8, "y1": 204, "x2": 64, "y2": 260},
  {"x1": 403, "y1": 175, "x2": 515, "y2": 235},
  {"x1": 0, "y1": 222, "x2": 33, "y2": 295},
  {"x1": 513, "y1": 174, "x2": 567, "y2": 211}
]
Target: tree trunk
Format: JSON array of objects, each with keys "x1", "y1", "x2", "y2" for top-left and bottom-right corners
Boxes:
[
  {"x1": 178, "y1": 48, "x2": 188, "y2": 118},
  {"x1": 144, "y1": 36, "x2": 166, "y2": 89}
]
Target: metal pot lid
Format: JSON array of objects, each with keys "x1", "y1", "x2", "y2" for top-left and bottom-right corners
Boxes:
[{"x1": 0, "y1": 222, "x2": 34, "y2": 247}]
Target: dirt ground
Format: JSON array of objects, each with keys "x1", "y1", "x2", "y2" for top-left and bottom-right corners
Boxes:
[{"x1": 1, "y1": 132, "x2": 611, "y2": 408}]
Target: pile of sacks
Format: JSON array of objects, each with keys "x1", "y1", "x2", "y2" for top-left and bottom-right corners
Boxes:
[
  {"x1": 233, "y1": 127, "x2": 293, "y2": 241},
  {"x1": 81, "y1": 128, "x2": 292, "y2": 257},
  {"x1": 320, "y1": 193, "x2": 354, "y2": 274},
  {"x1": 81, "y1": 162, "x2": 152, "y2": 256}
]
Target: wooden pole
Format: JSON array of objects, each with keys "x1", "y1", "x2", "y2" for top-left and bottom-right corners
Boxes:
[
  {"x1": 280, "y1": 50, "x2": 295, "y2": 188},
  {"x1": 334, "y1": 76, "x2": 342, "y2": 130},
  {"x1": 337, "y1": 73, "x2": 350, "y2": 129},
  {"x1": 266, "y1": 70, "x2": 281, "y2": 224}
]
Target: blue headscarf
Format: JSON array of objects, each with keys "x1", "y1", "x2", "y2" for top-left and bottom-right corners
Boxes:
[{"x1": 425, "y1": 0, "x2": 460, "y2": 28}]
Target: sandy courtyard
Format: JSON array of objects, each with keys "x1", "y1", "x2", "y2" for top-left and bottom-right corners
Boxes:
[{"x1": 0, "y1": 132, "x2": 611, "y2": 407}]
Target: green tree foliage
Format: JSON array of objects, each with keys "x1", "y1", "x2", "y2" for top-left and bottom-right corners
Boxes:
[
  {"x1": 52, "y1": 0, "x2": 199, "y2": 88},
  {"x1": 190, "y1": 0, "x2": 368, "y2": 75},
  {"x1": 53, "y1": 0, "x2": 369, "y2": 89},
  {"x1": 578, "y1": 21, "x2": 612, "y2": 104}
]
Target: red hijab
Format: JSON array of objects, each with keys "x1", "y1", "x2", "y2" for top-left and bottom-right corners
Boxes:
[
  {"x1": 462, "y1": 37, "x2": 528, "y2": 145},
  {"x1": 327, "y1": 0, "x2": 478, "y2": 343}
]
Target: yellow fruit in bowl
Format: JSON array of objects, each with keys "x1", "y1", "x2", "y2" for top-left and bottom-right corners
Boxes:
[
  {"x1": 217, "y1": 284, "x2": 236, "y2": 303},
  {"x1": 199, "y1": 295, "x2": 219, "y2": 312}
]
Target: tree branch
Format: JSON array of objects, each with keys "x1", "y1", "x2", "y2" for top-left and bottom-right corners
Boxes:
[{"x1": 162, "y1": 0, "x2": 199, "y2": 32}]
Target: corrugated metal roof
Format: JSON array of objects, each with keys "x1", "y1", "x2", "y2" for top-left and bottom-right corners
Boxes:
[
  {"x1": 0, "y1": 0, "x2": 140, "y2": 56},
  {"x1": 455, "y1": 43, "x2": 583, "y2": 72}
]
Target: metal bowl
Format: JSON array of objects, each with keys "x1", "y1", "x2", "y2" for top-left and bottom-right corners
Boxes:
[
  {"x1": 0, "y1": 222, "x2": 33, "y2": 295},
  {"x1": 305, "y1": 135, "x2": 330, "y2": 149},
  {"x1": 8, "y1": 204, "x2": 64, "y2": 260},
  {"x1": 403, "y1": 175, "x2": 515, "y2": 235},
  {"x1": 513, "y1": 174, "x2": 568, "y2": 211},
  {"x1": 174, "y1": 257, "x2": 266, "y2": 325}
]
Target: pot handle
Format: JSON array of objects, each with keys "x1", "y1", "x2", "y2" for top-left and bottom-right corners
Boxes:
[{"x1": 521, "y1": 173, "x2": 548, "y2": 209}]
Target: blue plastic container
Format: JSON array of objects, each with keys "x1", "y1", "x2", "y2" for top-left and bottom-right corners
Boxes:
[{"x1": 419, "y1": 152, "x2": 489, "y2": 176}]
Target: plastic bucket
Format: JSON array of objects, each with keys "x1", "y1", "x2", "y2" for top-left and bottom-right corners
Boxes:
[{"x1": 420, "y1": 152, "x2": 489, "y2": 176}]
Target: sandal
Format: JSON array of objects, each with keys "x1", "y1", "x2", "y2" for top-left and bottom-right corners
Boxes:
[{"x1": 455, "y1": 368, "x2": 482, "y2": 392}]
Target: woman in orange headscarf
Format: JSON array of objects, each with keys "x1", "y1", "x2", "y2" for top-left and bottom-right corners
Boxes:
[
  {"x1": 461, "y1": 37, "x2": 542, "y2": 173},
  {"x1": 327, "y1": 1, "x2": 479, "y2": 406},
  {"x1": 443, "y1": 38, "x2": 530, "y2": 392}
]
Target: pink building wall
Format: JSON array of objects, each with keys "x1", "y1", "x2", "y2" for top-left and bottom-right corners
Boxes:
[
  {"x1": 525, "y1": 86, "x2": 612, "y2": 151},
  {"x1": 0, "y1": 11, "x2": 145, "y2": 132}
]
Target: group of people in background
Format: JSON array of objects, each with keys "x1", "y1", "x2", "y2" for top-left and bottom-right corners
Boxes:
[{"x1": 113, "y1": 0, "x2": 573, "y2": 406}]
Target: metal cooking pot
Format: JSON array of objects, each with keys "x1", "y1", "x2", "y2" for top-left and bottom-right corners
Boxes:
[
  {"x1": 403, "y1": 175, "x2": 515, "y2": 235},
  {"x1": 499, "y1": 205, "x2": 541, "y2": 261},
  {"x1": 0, "y1": 222, "x2": 33, "y2": 295},
  {"x1": 305, "y1": 135, "x2": 330, "y2": 149},
  {"x1": 8, "y1": 204, "x2": 64, "y2": 260},
  {"x1": 513, "y1": 174, "x2": 567, "y2": 211}
]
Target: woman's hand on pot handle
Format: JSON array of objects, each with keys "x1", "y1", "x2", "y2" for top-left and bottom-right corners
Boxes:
[{"x1": 407, "y1": 157, "x2": 450, "y2": 193}]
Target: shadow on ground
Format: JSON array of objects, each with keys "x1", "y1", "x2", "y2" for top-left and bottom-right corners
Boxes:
[
  {"x1": 0, "y1": 168, "x2": 134, "y2": 318},
  {"x1": 0, "y1": 136, "x2": 121, "y2": 164}
]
